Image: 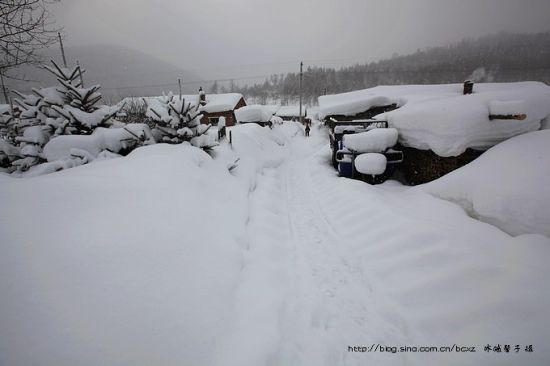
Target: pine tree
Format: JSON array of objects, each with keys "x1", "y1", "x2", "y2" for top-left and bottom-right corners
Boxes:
[
  {"x1": 144, "y1": 92, "x2": 216, "y2": 149},
  {"x1": 6, "y1": 60, "x2": 123, "y2": 171}
]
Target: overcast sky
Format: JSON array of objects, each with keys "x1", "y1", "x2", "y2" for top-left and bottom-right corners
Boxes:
[{"x1": 50, "y1": 0, "x2": 550, "y2": 82}]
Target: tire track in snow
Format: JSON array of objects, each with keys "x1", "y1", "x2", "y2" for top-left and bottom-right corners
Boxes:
[{"x1": 274, "y1": 134, "x2": 410, "y2": 365}]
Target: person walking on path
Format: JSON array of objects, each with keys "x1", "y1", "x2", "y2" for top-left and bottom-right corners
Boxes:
[{"x1": 305, "y1": 123, "x2": 310, "y2": 137}]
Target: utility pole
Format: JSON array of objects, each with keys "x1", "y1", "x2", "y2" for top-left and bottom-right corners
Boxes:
[
  {"x1": 299, "y1": 61, "x2": 303, "y2": 124},
  {"x1": 58, "y1": 32, "x2": 67, "y2": 68}
]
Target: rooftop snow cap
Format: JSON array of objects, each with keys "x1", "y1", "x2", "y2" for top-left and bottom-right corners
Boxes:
[{"x1": 235, "y1": 105, "x2": 273, "y2": 123}]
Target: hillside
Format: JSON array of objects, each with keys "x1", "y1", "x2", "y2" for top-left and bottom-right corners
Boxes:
[
  {"x1": 5, "y1": 45, "x2": 203, "y2": 103},
  {"x1": 238, "y1": 32, "x2": 550, "y2": 105}
]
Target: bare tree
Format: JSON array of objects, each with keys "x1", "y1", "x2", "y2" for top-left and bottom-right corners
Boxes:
[{"x1": 1, "y1": 0, "x2": 62, "y2": 102}]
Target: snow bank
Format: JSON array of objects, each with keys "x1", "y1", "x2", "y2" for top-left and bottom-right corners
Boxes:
[
  {"x1": 43, "y1": 124, "x2": 154, "y2": 162},
  {"x1": 422, "y1": 129, "x2": 550, "y2": 237},
  {"x1": 354, "y1": 153, "x2": 387, "y2": 175},
  {"x1": 342, "y1": 128, "x2": 398, "y2": 153},
  {"x1": 234, "y1": 105, "x2": 273, "y2": 123},
  {"x1": 303, "y1": 139, "x2": 550, "y2": 365},
  {"x1": 0, "y1": 122, "x2": 301, "y2": 366},
  {"x1": 321, "y1": 82, "x2": 550, "y2": 156}
]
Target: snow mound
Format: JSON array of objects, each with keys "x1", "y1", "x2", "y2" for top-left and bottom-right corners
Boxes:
[
  {"x1": 354, "y1": 153, "x2": 387, "y2": 175},
  {"x1": 422, "y1": 129, "x2": 550, "y2": 237},
  {"x1": 342, "y1": 128, "x2": 398, "y2": 153},
  {"x1": 43, "y1": 124, "x2": 154, "y2": 161},
  {"x1": 235, "y1": 105, "x2": 273, "y2": 123}
]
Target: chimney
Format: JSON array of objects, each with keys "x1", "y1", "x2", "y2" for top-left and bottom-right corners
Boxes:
[
  {"x1": 199, "y1": 87, "x2": 206, "y2": 106},
  {"x1": 463, "y1": 80, "x2": 474, "y2": 95}
]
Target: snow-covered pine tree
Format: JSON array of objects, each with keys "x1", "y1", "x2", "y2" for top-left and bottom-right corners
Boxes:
[
  {"x1": 7, "y1": 60, "x2": 124, "y2": 171},
  {"x1": 144, "y1": 92, "x2": 216, "y2": 149}
]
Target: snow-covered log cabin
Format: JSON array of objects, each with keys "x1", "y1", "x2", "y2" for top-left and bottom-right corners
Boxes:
[
  {"x1": 319, "y1": 82, "x2": 550, "y2": 184},
  {"x1": 197, "y1": 88, "x2": 246, "y2": 127}
]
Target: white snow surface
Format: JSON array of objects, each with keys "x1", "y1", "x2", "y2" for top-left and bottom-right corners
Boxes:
[
  {"x1": 488, "y1": 100, "x2": 526, "y2": 117},
  {"x1": 1, "y1": 122, "x2": 550, "y2": 366},
  {"x1": 235, "y1": 104, "x2": 274, "y2": 123},
  {"x1": 354, "y1": 153, "x2": 387, "y2": 175},
  {"x1": 342, "y1": 128, "x2": 398, "y2": 153},
  {"x1": 43, "y1": 124, "x2": 153, "y2": 162},
  {"x1": 321, "y1": 82, "x2": 550, "y2": 156},
  {"x1": 422, "y1": 129, "x2": 550, "y2": 237}
]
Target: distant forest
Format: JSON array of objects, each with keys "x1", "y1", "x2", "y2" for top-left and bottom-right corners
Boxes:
[{"x1": 236, "y1": 32, "x2": 550, "y2": 105}]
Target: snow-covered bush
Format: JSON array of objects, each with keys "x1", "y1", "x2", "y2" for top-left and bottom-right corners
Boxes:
[
  {"x1": 144, "y1": 93, "x2": 216, "y2": 149},
  {"x1": 3, "y1": 60, "x2": 159, "y2": 174}
]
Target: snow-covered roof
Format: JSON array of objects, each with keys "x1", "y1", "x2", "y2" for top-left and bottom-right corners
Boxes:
[
  {"x1": 320, "y1": 82, "x2": 550, "y2": 156},
  {"x1": 234, "y1": 105, "x2": 274, "y2": 123},
  {"x1": 275, "y1": 106, "x2": 305, "y2": 118},
  {"x1": 200, "y1": 93, "x2": 244, "y2": 113}
]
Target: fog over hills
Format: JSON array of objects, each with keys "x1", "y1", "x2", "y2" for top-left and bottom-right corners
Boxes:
[{"x1": 5, "y1": 45, "x2": 204, "y2": 103}]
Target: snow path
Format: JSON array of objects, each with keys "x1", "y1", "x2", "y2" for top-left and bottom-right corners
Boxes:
[
  {"x1": 216, "y1": 125, "x2": 550, "y2": 366},
  {"x1": 216, "y1": 129, "x2": 410, "y2": 365}
]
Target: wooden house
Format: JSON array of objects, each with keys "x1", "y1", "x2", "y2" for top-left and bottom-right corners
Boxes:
[
  {"x1": 319, "y1": 82, "x2": 550, "y2": 184},
  {"x1": 197, "y1": 88, "x2": 246, "y2": 127}
]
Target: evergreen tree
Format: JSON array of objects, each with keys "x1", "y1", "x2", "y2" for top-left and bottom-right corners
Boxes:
[{"x1": 144, "y1": 92, "x2": 216, "y2": 149}]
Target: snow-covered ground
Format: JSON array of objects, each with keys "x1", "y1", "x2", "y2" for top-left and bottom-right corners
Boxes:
[{"x1": 1, "y1": 122, "x2": 549, "y2": 365}]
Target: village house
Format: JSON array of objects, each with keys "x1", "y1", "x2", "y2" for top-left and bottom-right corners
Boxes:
[
  {"x1": 319, "y1": 81, "x2": 550, "y2": 184},
  {"x1": 197, "y1": 88, "x2": 246, "y2": 127}
]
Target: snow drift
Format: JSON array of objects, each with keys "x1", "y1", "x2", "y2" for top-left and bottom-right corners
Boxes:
[
  {"x1": 422, "y1": 129, "x2": 550, "y2": 237},
  {"x1": 0, "y1": 122, "x2": 302, "y2": 366}
]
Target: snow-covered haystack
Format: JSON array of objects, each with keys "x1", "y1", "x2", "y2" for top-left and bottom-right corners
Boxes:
[{"x1": 422, "y1": 130, "x2": 550, "y2": 237}]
